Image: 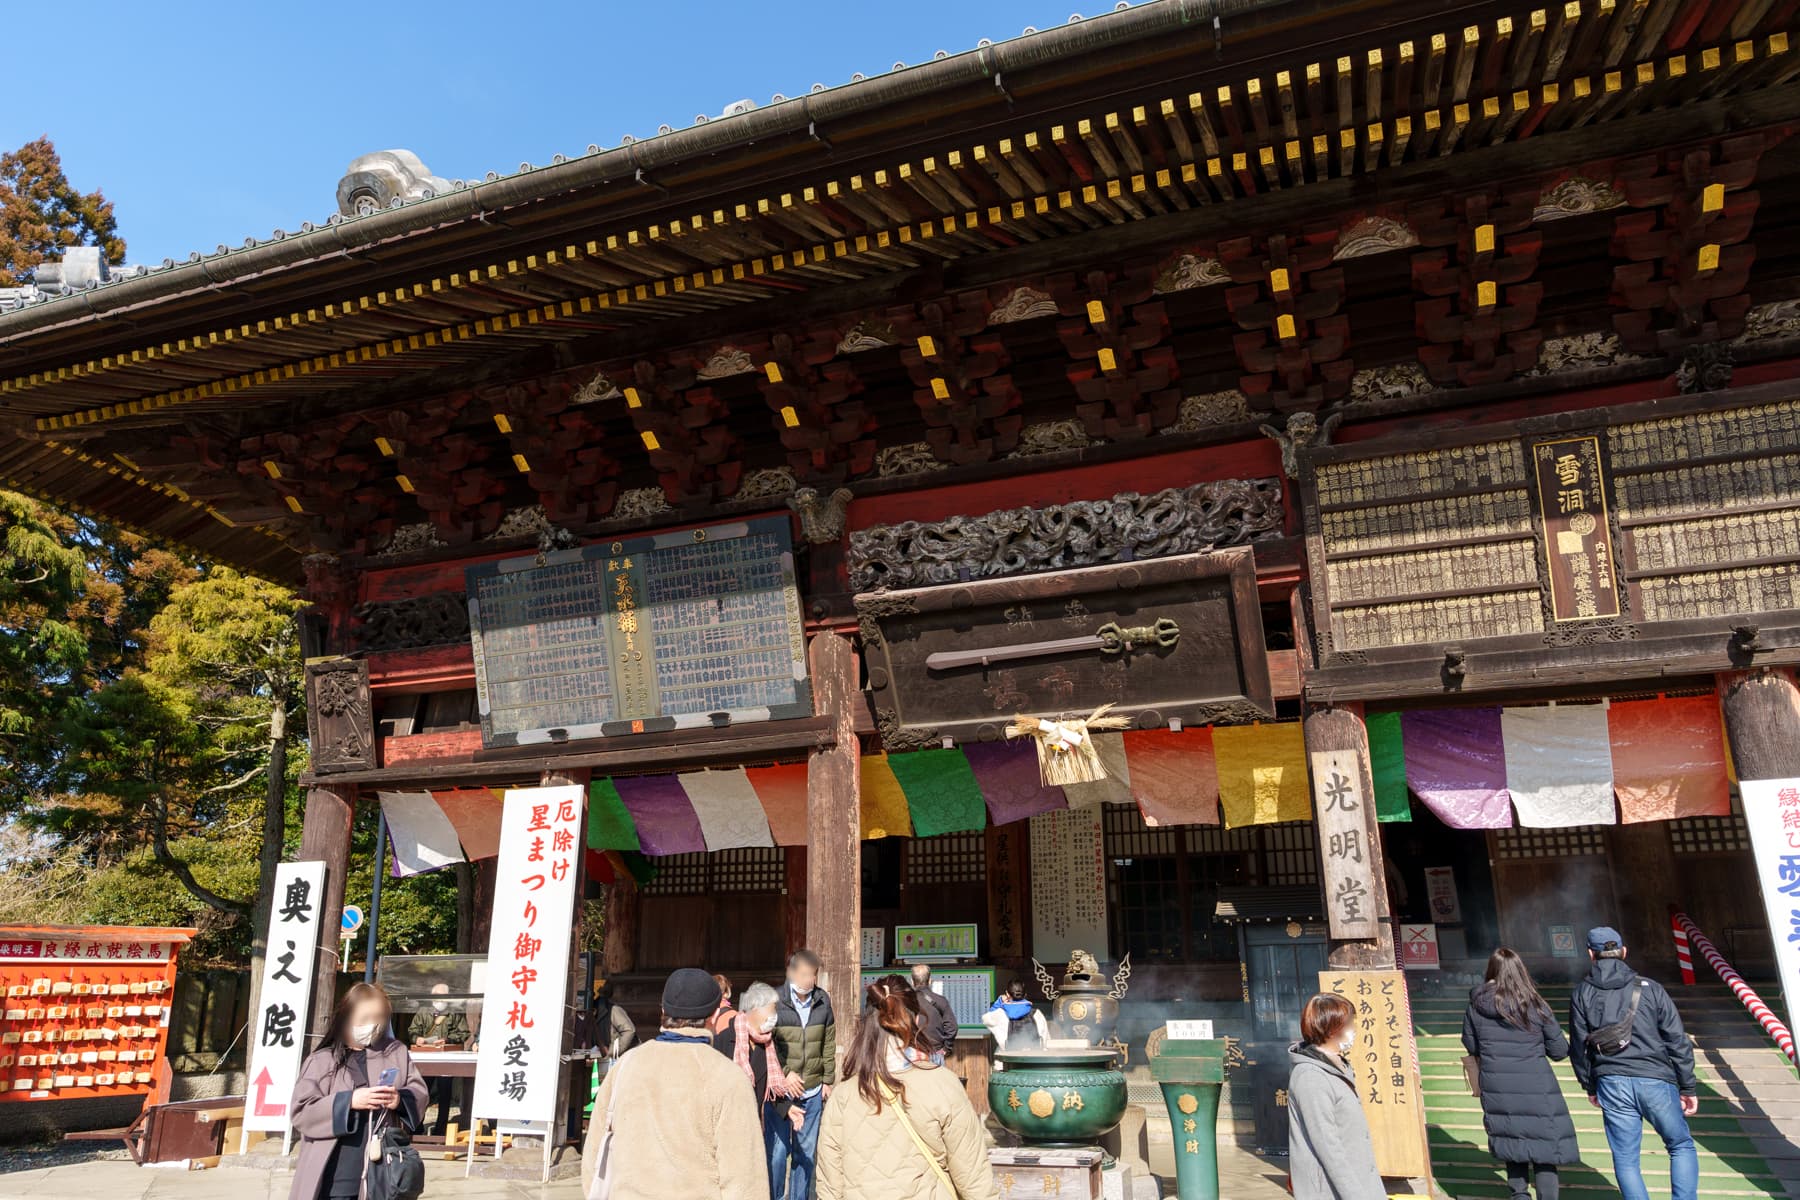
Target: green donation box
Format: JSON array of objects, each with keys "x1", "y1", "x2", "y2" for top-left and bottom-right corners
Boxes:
[{"x1": 1151, "y1": 1038, "x2": 1228, "y2": 1200}]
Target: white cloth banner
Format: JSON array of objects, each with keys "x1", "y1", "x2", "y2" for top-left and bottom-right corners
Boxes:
[
  {"x1": 1501, "y1": 705, "x2": 1618, "y2": 828},
  {"x1": 1738, "y1": 779, "x2": 1800, "y2": 1048},
  {"x1": 472, "y1": 785, "x2": 585, "y2": 1123},
  {"x1": 1062, "y1": 732, "x2": 1133, "y2": 808},
  {"x1": 243, "y1": 860, "x2": 326, "y2": 1132},
  {"x1": 678, "y1": 769, "x2": 774, "y2": 849},
  {"x1": 379, "y1": 790, "x2": 467, "y2": 877}
]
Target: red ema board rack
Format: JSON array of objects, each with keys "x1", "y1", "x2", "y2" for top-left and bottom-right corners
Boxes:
[{"x1": 0, "y1": 926, "x2": 195, "y2": 1103}]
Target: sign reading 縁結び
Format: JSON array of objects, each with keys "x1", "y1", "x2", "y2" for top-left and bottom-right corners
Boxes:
[
  {"x1": 472, "y1": 785, "x2": 584, "y2": 1123},
  {"x1": 1737, "y1": 778, "x2": 1800, "y2": 1047},
  {"x1": 243, "y1": 860, "x2": 326, "y2": 1132}
]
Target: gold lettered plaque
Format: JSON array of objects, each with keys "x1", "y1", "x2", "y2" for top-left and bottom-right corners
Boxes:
[{"x1": 1531, "y1": 436, "x2": 1620, "y2": 622}]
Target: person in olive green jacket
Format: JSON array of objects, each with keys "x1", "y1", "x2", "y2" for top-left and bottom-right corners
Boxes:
[{"x1": 770, "y1": 949, "x2": 837, "y2": 1200}]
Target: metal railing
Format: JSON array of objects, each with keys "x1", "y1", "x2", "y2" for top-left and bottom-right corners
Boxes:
[{"x1": 1671, "y1": 908, "x2": 1797, "y2": 1067}]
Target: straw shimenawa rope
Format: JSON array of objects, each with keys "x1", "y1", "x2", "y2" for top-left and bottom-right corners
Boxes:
[{"x1": 1005, "y1": 703, "x2": 1132, "y2": 787}]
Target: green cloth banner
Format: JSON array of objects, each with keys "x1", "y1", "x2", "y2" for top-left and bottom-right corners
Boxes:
[
  {"x1": 886, "y1": 748, "x2": 987, "y2": 837},
  {"x1": 587, "y1": 778, "x2": 642, "y2": 851},
  {"x1": 1367, "y1": 710, "x2": 1412, "y2": 823}
]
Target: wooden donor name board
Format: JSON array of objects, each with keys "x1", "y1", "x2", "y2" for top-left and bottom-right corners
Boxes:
[
  {"x1": 466, "y1": 516, "x2": 809, "y2": 747},
  {"x1": 1318, "y1": 969, "x2": 1429, "y2": 1179},
  {"x1": 1302, "y1": 385, "x2": 1800, "y2": 698},
  {"x1": 856, "y1": 547, "x2": 1272, "y2": 750}
]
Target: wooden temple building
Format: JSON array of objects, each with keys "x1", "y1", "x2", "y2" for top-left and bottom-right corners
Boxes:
[{"x1": 6, "y1": 0, "x2": 1800, "y2": 1154}]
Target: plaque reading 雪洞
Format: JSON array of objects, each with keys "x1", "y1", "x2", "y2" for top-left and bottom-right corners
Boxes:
[
  {"x1": 1532, "y1": 436, "x2": 1620, "y2": 623},
  {"x1": 467, "y1": 516, "x2": 810, "y2": 746}
]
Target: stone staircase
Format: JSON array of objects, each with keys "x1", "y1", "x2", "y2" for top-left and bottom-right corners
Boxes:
[{"x1": 1414, "y1": 979, "x2": 1800, "y2": 1200}]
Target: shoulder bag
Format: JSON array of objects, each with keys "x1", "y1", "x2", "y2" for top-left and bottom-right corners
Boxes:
[
  {"x1": 587, "y1": 1050, "x2": 631, "y2": 1200},
  {"x1": 364, "y1": 1105, "x2": 425, "y2": 1200},
  {"x1": 879, "y1": 1078, "x2": 959, "y2": 1199},
  {"x1": 1584, "y1": 980, "x2": 1647, "y2": 1056}
]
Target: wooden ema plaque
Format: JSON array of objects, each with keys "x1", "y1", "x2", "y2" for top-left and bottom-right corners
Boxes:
[
  {"x1": 856, "y1": 547, "x2": 1272, "y2": 750},
  {"x1": 1301, "y1": 381, "x2": 1800, "y2": 701},
  {"x1": 466, "y1": 515, "x2": 809, "y2": 747},
  {"x1": 1317, "y1": 969, "x2": 1429, "y2": 1180}
]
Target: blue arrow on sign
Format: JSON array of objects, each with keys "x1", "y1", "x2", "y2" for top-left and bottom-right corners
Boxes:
[{"x1": 341, "y1": 905, "x2": 365, "y2": 935}]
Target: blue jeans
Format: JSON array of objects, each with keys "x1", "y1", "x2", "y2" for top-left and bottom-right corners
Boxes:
[
  {"x1": 1597, "y1": 1076, "x2": 1697, "y2": 1200},
  {"x1": 767, "y1": 1089, "x2": 824, "y2": 1200}
]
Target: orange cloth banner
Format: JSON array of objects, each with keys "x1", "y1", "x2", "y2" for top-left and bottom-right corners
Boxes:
[
  {"x1": 744, "y1": 762, "x2": 810, "y2": 846},
  {"x1": 431, "y1": 787, "x2": 505, "y2": 860},
  {"x1": 1123, "y1": 728, "x2": 1220, "y2": 827},
  {"x1": 1607, "y1": 696, "x2": 1731, "y2": 823},
  {"x1": 1213, "y1": 723, "x2": 1311, "y2": 828}
]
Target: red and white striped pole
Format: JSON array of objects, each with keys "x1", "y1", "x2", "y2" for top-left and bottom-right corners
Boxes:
[
  {"x1": 1674, "y1": 910, "x2": 1797, "y2": 1067},
  {"x1": 1670, "y1": 906, "x2": 1696, "y2": 986}
]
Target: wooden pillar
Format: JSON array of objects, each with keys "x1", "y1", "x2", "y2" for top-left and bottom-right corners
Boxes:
[
  {"x1": 1719, "y1": 668, "x2": 1800, "y2": 780},
  {"x1": 601, "y1": 879, "x2": 640, "y2": 977},
  {"x1": 1302, "y1": 703, "x2": 1397, "y2": 970},
  {"x1": 783, "y1": 846, "x2": 809, "y2": 961},
  {"x1": 805, "y1": 632, "x2": 862, "y2": 1013},
  {"x1": 298, "y1": 783, "x2": 355, "y2": 1041}
]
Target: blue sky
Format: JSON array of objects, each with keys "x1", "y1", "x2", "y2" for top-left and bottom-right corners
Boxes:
[{"x1": 7, "y1": 1, "x2": 1103, "y2": 267}]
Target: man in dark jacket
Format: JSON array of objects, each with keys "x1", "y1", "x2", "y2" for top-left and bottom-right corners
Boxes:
[
  {"x1": 770, "y1": 949, "x2": 835, "y2": 1200},
  {"x1": 1568, "y1": 926, "x2": 1699, "y2": 1200},
  {"x1": 910, "y1": 963, "x2": 959, "y2": 1064}
]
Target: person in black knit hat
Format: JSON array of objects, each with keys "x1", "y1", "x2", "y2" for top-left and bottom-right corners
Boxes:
[{"x1": 581, "y1": 968, "x2": 767, "y2": 1199}]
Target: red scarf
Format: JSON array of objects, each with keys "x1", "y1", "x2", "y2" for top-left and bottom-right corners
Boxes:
[{"x1": 732, "y1": 1011, "x2": 786, "y2": 1101}]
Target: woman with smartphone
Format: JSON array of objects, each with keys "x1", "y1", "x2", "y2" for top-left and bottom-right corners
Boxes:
[{"x1": 289, "y1": 981, "x2": 428, "y2": 1200}]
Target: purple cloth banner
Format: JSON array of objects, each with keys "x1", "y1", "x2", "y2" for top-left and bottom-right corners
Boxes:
[
  {"x1": 1401, "y1": 707, "x2": 1514, "y2": 829},
  {"x1": 964, "y1": 740, "x2": 1067, "y2": 826},
  {"x1": 613, "y1": 774, "x2": 706, "y2": 856}
]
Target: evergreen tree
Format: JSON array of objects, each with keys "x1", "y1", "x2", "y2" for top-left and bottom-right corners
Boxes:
[{"x1": 0, "y1": 137, "x2": 125, "y2": 286}]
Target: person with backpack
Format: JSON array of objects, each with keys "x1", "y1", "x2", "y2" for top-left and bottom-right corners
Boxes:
[
  {"x1": 1462, "y1": 948, "x2": 1579, "y2": 1200},
  {"x1": 816, "y1": 977, "x2": 998, "y2": 1200},
  {"x1": 1569, "y1": 926, "x2": 1699, "y2": 1200}
]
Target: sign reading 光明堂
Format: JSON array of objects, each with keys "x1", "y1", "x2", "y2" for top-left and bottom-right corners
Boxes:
[
  {"x1": 1736, "y1": 778, "x2": 1800, "y2": 1046},
  {"x1": 1309, "y1": 749, "x2": 1380, "y2": 941},
  {"x1": 472, "y1": 785, "x2": 584, "y2": 1124},
  {"x1": 243, "y1": 860, "x2": 326, "y2": 1132}
]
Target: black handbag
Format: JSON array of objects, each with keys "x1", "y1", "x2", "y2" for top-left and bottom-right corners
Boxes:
[
  {"x1": 364, "y1": 1109, "x2": 425, "y2": 1200},
  {"x1": 1584, "y1": 979, "x2": 1647, "y2": 1056}
]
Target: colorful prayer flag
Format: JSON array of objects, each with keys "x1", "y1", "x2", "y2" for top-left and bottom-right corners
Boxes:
[
  {"x1": 1502, "y1": 704, "x2": 1617, "y2": 828},
  {"x1": 859, "y1": 755, "x2": 914, "y2": 839},
  {"x1": 1213, "y1": 724, "x2": 1310, "y2": 827},
  {"x1": 964, "y1": 740, "x2": 1067, "y2": 825},
  {"x1": 676, "y1": 768, "x2": 775, "y2": 849},
  {"x1": 613, "y1": 774, "x2": 706, "y2": 856},
  {"x1": 377, "y1": 790, "x2": 467, "y2": 876},
  {"x1": 1062, "y1": 732, "x2": 1133, "y2": 808},
  {"x1": 744, "y1": 762, "x2": 810, "y2": 846},
  {"x1": 1121, "y1": 728, "x2": 1219, "y2": 826},
  {"x1": 1607, "y1": 695, "x2": 1731, "y2": 823},
  {"x1": 1365, "y1": 712, "x2": 1411, "y2": 823},
  {"x1": 431, "y1": 787, "x2": 506, "y2": 860},
  {"x1": 586, "y1": 778, "x2": 640, "y2": 852},
  {"x1": 886, "y1": 749, "x2": 986, "y2": 837},
  {"x1": 1401, "y1": 707, "x2": 1512, "y2": 829}
]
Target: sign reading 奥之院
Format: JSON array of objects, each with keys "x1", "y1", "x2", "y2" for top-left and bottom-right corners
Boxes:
[
  {"x1": 243, "y1": 860, "x2": 326, "y2": 1132},
  {"x1": 1737, "y1": 778, "x2": 1800, "y2": 1047},
  {"x1": 472, "y1": 785, "x2": 584, "y2": 1123}
]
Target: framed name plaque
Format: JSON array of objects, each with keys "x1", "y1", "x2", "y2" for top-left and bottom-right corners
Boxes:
[
  {"x1": 1301, "y1": 379, "x2": 1800, "y2": 700},
  {"x1": 466, "y1": 516, "x2": 809, "y2": 747},
  {"x1": 855, "y1": 547, "x2": 1273, "y2": 751}
]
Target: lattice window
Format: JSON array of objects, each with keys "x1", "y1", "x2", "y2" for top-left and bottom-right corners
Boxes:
[
  {"x1": 643, "y1": 853, "x2": 710, "y2": 895},
  {"x1": 1188, "y1": 826, "x2": 1259, "y2": 855},
  {"x1": 905, "y1": 833, "x2": 986, "y2": 885},
  {"x1": 1668, "y1": 814, "x2": 1750, "y2": 855},
  {"x1": 712, "y1": 847, "x2": 786, "y2": 893},
  {"x1": 1262, "y1": 822, "x2": 1319, "y2": 884},
  {"x1": 1103, "y1": 802, "x2": 1182, "y2": 857},
  {"x1": 642, "y1": 847, "x2": 784, "y2": 895},
  {"x1": 1493, "y1": 826, "x2": 1607, "y2": 859}
]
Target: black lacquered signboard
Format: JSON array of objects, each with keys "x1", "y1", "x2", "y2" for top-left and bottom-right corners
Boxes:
[{"x1": 466, "y1": 516, "x2": 810, "y2": 747}]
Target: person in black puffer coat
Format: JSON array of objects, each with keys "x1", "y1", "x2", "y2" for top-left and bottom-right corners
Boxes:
[{"x1": 1462, "y1": 948, "x2": 1580, "y2": 1200}]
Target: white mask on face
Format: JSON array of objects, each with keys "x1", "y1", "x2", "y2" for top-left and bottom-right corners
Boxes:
[
  {"x1": 760, "y1": 1015, "x2": 779, "y2": 1034},
  {"x1": 1339, "y1": 1028, "x2": 1356, "y2": 1053},
  {"x1": 430, "y1": 1001, "x2": 449, "y2": 1013},
  {"x1": 352, "y1": 1021, "x2": 380, "y2": 1047}
]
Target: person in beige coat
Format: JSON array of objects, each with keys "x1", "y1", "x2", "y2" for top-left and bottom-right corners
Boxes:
[
  {"x1": 581, "y1": 968, "x2": 767, "y2": 1200},
  {"x1": 818, "y1": 978, "x2": 998, "y2": 1200}
]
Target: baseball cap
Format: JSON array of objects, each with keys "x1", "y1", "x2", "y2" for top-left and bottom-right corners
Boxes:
[{"x1": 1586, "y1": 926, "x2": 1624, "y2": 953}]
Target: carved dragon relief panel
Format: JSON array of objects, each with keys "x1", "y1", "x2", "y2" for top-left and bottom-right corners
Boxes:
[{"x1": 847, "y1": 478, "x2": 1284, "y2": 593}]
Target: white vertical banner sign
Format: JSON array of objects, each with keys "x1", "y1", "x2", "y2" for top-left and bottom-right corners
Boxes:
[
  {"x1": 243, "y1": 860, "x2": 327, "y2": 1132},
  {"x1": 1310, "y1": 749, "x2": 1381, "y2": 940},
  {"x1": 1736, "y1": 779, "x2": 1800, "y2": 1042},
  {"x1": 1028, "y1": 806, "x2": 1108, "y2": 964},
  {"x1": 472, "y1": 785, "x2": 585, "y2": 1123}
]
